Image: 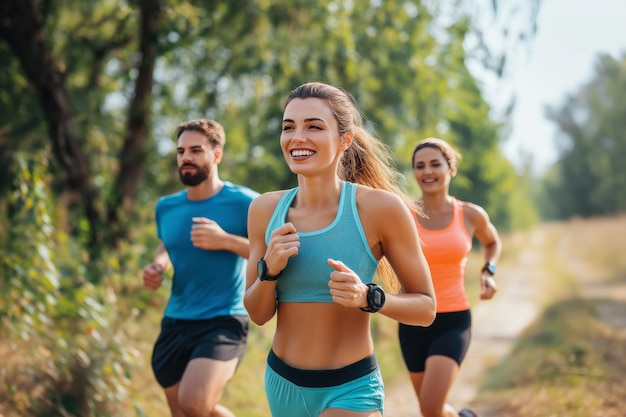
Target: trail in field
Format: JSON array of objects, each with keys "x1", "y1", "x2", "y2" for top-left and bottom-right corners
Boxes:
[
  {"x1": 556, "y1": 223, "x2": 626, "y2": 334},
  {"x1": 384, "y1": 229, "x2": 544, "y2": 417}
]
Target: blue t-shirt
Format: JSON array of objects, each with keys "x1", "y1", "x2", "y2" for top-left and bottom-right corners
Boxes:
[{"x1": 156, "y1": 182, "x2": 258, "y2": 320}]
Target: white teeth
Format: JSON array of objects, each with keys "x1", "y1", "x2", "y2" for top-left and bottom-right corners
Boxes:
[{"x1": 291, "y1": 150, "x2": 315, "y2": 157}]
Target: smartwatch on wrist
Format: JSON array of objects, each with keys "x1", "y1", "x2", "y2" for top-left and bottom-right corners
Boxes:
[
  {"x1": 482, "y1": 262, "x2": 497, "y2": 276},
  {"x1": 360, "y1": 283, "x2": 385, "y2": 313},
  {"x1": 257, "y1": 257, "x2": 280, "y2": 281}
]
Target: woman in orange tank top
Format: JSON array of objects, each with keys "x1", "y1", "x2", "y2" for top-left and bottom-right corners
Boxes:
[{"x1": 398, "y1": 138, "x2": 502, "y2": 417}]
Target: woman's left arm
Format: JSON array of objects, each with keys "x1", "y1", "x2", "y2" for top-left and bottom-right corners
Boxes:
[
  {"x1": 363, "y1": 189, "x2": 436, "y2": 326},
  {"x1": 466, "y1": 202, "x2": 502, "y2": 300}
]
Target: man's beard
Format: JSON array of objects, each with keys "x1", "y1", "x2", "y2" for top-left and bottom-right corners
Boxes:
[{"x1": 179, "y1": 164, "x2": 210, "y2": 186}]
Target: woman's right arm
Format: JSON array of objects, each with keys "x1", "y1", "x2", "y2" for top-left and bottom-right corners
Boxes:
[
  {"x1": 244, "y1": 194, "x2": 279, "y2": 325},
  {"x1": 245, "y1": 191, "x2": 305, "y2": 325}
]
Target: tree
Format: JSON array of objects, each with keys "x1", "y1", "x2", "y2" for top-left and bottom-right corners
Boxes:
[
  {"x1": 541, "y1": 53, "x2": 626, "y2": 219},
  {"x1": 1, "y1": 1, "x2": 540, "y2": 257},
  {"x1": 0, "y1": 0, "x2": 164, "y2": 258}
]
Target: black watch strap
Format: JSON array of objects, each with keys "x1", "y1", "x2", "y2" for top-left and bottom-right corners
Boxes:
[
  {"x1": 257, "y1": 258, "x2": 280, "y2": 281},
  {"x1": 360, "y1": 283, "x2": 385, "y2": 313},
  {"x1": 482, "y1": 262, "x2": 496, "y2": 276}
]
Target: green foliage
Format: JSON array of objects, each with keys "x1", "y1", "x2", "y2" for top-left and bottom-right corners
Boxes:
[
  {"x1": 0, "y1": 1, "x2": 541, "y2": 414},
  {"x1": 2, "y1": 152, "x2": 59, "y2": 336},
  {"x1": 540, "y1": 52, "x2": 626, "y2": 219},
  {"x1": 0, "y1": 152, "x2": 150, "y2": 417},
  {"x1": 0, "y1": 0, "x2": 537, "y2": 234}
]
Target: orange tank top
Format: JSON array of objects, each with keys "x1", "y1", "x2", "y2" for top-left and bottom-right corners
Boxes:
[{"x1": 414, "y1": 198, "x2": 472, "y2": 312}]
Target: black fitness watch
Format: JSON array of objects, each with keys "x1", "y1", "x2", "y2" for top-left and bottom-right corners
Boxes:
[
  {"x1": 360, "y1": 283, "x2": 386, "y2": 313},
  {"x1": 257, "y1": 258, "x2": 280, "y2": 281},
  {"x1": 482, "y1": 262, "x2": 497, "y2": 276}
]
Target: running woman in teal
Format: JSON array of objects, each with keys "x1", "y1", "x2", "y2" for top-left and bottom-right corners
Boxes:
[{"x1": 244, "y1": 82, "x2": 436, "y2": 417}]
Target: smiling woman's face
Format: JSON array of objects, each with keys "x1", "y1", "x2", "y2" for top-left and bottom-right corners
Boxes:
[
  {"x1": 412, "y1": 146, "x2": 455, "y2": 194},
  {"x1": 280, "y1": 97, "x2": 345, "y2": 175}
]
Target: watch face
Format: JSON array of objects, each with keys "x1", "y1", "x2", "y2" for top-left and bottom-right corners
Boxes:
[
  {"x1": 257, "y1": 258, "x2": 266, "y2": 278},
  {"x1": 368, "y1": 284, "x2": 385, "y2": 310},
  {"x1": 360, "y1": 284, "x2": 385, "y2": 313},
  {"x1": 371, "y1": 288, "x2": 384, "y2": 308},
  {"x1": 485, "y1": 263, "x2": 496, "y2": 275}
]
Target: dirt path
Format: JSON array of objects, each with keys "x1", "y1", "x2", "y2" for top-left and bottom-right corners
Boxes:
[{"x1": 384, "y1": 230, "x2": 544, "y2": 416}]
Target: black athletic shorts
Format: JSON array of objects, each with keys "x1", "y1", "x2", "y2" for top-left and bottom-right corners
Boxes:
[
  {"x1": 151, "y1": 315, "x2": 249, "y2": 388},
  {"x1": 398, "y1": 309, "x2": 471, "y2": 372}
]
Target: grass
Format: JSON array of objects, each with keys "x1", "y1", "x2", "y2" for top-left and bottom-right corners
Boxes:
[
  {"x1": 470, "y1": 215, "x2": 626, "y2": 417},
  {"x1": 473, "y1": 297, "x2": 626, "y2": 417}
]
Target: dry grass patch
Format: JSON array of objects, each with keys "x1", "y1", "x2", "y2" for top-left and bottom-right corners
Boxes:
[{"x1": 472, "y1": 215, "x2": 626, "y2": 417}]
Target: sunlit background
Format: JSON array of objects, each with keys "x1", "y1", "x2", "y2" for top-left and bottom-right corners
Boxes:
[{"x1": 1, "y1": 1, "x2": 625, "y2": 416}]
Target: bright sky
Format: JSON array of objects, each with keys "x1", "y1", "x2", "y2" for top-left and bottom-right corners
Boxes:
[{"x1": 493, "y1": 0, "x2": 626, "y2": 174}]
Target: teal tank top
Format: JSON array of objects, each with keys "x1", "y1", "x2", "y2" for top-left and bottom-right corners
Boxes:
[{"x1": 265, "y1": 181, "x2": 379, "y2": 303}]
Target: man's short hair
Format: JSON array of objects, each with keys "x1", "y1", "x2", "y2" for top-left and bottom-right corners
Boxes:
[{"x1": 175, "y1": 119, "x2": 225, "y2": 148}]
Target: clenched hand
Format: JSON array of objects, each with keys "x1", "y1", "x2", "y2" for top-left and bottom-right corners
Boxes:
[{"x1": 191, "y1": 217, "x2": 227, "y2": 250}]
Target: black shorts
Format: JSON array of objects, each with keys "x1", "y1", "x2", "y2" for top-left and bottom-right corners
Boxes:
[
  {"x1": 398, "y1": 310, "x2": 471, "y2": 372},
  {"x1": 151, "y1": 315, "x2": 249, "y2": 388}
]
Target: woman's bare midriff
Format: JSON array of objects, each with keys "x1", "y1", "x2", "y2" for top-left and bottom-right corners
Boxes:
[{"x1": 272, "y1": 302, "x2": 374, "y2": 369}]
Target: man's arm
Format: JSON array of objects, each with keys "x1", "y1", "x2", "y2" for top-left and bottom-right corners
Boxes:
[
  {"x1": 151, "y1": 242, "x2": 172, "y2": 271},
  {"x1": 142, "y1": 242, "x2": 171, "y2": 290},
  {"x1": 191, "y1": 217, "x2": 250, "y2": 258}
]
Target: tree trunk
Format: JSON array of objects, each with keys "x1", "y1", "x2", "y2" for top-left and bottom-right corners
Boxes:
[
  {"x1": 106, "y1": 0, "x2": 165, "y2": 245},
  {"x1": 0, "y1": 0, "x2": 104, "y2": 249}
]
